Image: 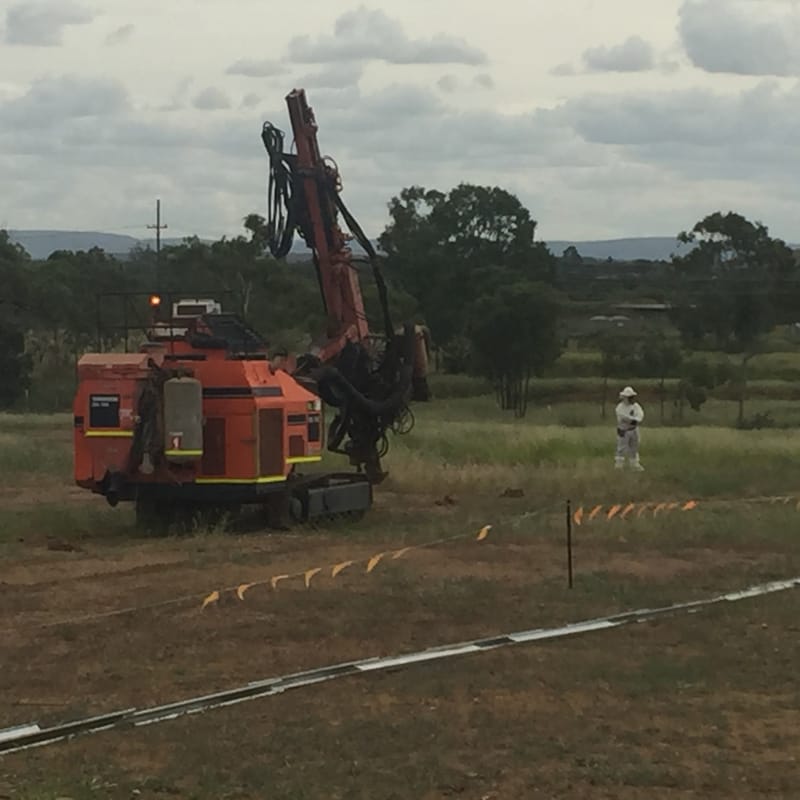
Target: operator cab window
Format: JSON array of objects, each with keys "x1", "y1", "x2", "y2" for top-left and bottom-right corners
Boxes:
[{"x1": 89, "y1": 394, "x2": 120, "y2": 428}]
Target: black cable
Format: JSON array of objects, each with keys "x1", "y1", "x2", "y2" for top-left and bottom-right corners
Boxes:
[
  {"x1": 262, "y1": 118, "x2": 395, "y2": 343},
  {"x1": 261, "y1": 123, "x2": 296, "y2": 259}
]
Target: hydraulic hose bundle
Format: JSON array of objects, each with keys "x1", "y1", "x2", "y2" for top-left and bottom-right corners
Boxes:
[
  {"x1": 260, "y1": 115, "x2": 415, "y2": 483},
  {"x1": 261, "y1": 123, "x2": 296, "y2": 260}
]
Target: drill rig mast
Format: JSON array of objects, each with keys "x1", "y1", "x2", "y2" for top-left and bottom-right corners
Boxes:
[{"x1": 261, "y1": 89, "x2": 428, "y2": 484}]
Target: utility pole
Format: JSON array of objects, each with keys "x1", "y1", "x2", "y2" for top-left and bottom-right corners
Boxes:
[{"x1": 146, "y1": 198, "x2": 168, "y2": 289}]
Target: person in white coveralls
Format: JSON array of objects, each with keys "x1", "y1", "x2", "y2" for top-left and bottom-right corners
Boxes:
[{"x1": 615, "y1": 386, "x2": 644, "y2": 471}]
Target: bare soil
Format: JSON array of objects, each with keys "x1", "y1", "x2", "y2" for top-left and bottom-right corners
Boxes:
[{"x1": 2, "y1": 495, "x2": 800, "y2": 798}]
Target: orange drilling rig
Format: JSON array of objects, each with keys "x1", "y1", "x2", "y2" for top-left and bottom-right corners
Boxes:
[{"x1": 72, "y1": 88, "x2": 429, "y2": 528}]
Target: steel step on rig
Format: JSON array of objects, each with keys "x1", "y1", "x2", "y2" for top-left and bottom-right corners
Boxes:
[{"x1": 72, "y1": 89, "x2": 430, "y2": 529}]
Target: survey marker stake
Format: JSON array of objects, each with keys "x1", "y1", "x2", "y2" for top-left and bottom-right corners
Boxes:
[{"x1": 566, "y1": 499, "x2": 574, "y2": 589}]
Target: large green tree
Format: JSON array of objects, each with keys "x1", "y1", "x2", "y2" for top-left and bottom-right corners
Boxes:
[
  {"x1": 0, "y1": 230, "x2": 30, "y2": 321},
  {"x1": 672, "y1": 211, "x2": 794, "y2": 423},
  {"x1": 0, "y1": 231, "x2": 33, "y2": 407},
  {"x1": 467, "y1": 281, "x2": 561, "y2": 417},
  {"x1": 0, "y1": 322, "x2": 32, "y2": 408},
  {"x1": 671, "y1": 212, "x2": 788, "y2": 352},
  {"x1": 378, "y1": 184, "x2": 556, "y2": 347},
  {"x1": 676, "y1": 212, "x2": 795, "y2": 278},
  {"x1": 37, "y1": 247, "x2": 132, "y2": 351},
  {"x1": 675, "y1": 211, "x2": 798, "y2": 328}
]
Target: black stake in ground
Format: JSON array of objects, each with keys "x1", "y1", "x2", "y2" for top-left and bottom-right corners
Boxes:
[{"x1": 566, "y1": 499, "x2": 574, "y2": 589}]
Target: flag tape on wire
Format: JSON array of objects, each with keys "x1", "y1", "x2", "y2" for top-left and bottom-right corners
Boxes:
[
  {"x1": 573, "y1": 493, "x2": 800, "y2": 527},
  {"x1": 3, "y1": 575, "x2": 798, "y2": 756},
  {"x1": 574, "y1": 499, "x2": 700, "y2": 526},
  {"x1": 2, "y1": 526, "x2": 494, "y2": 633},
  {"x1": 200, "y1": 525, "x2": 493, "y2": 609}
]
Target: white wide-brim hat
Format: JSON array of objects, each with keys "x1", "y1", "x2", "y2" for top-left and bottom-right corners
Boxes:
[{"x1": 620, "y1": 386, "x2": 637, "y2": 398}]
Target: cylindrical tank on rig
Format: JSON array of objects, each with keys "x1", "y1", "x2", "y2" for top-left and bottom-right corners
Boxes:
[{"x1": 163, "y1": 377, "x2": 203, "y2": 463}]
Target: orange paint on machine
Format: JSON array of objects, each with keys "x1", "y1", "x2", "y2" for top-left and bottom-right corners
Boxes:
[{"x1": 73, "y1": 307, "x2": 332, "y2": 526}]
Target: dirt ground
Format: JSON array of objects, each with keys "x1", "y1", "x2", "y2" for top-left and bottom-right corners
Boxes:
[{"x1": 2, "y1": 485, "x2": 800, "y2": 799}]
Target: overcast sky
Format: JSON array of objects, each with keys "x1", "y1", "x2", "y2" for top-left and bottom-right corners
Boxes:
[{"x1": 2, "y1": 0, "x2": 800, "y2": 244}]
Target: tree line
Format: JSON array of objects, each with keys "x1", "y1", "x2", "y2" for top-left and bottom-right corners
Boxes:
[{"x1": 1, "y1": 186, "x2": 799, "y2": 416}]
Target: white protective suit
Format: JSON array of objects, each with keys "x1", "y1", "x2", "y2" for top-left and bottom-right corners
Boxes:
[{"x1": 615, "y1": 398, "x2": 645, "y2": 470}]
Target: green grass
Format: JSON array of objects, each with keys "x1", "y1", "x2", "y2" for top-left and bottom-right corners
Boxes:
[
  {"x1": 426, "y1": 372, "x2": 492, "y2": 398},
  {"x1": 382, "y1": 401, "x2": 800, "y2": 501},
  {"x1": 423, "y1": 388, "x2": 800, "y2": 429},
  {"x1": 0, "y1": 412, "x2": 71, "y2": 432},
  {"x1": 3, "y1": 396, "x2": 800, "y2": 544},
  {"x1": 0, "y1": 433, "x2": 72, "y2": 479},
  {"x1": 0, "y1": 413, "x2": 72, "y2": 480},
  {"x1": 0, "y1": 503, "x2": 134, "y2": 545},
  {"x1": 4, "y1": 395, "x2": 800, "y2": 798}
]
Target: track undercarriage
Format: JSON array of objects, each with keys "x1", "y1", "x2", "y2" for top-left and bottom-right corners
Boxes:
[{"x1": 132, "y1": 471, "x2": 372, "y2": 534}]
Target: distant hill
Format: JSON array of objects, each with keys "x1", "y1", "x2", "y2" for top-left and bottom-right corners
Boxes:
[
  {"x1": 9, "y1": 230, "x2": 705, "y2": 263},
  {"x1": 8, "y1": 230, "x2": 198, "y2": 260},
  {"x1": 10, "y1": 230, "x2": 140, "y2": 260}
]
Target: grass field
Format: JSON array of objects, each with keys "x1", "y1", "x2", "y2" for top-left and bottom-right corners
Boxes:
[
  {"x1": 550, "y1": 348, "x2": 800, "y2": 382},
  {"x1": 1, "y1": 391, "x2": 800, "y2": 799}
]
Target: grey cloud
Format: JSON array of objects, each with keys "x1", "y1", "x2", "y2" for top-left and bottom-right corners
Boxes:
[
  {"x1": 91, "y1": 80, "x2": 800, "y2": 189},
  {"x1": 4, "y1": 1, "x2": 93, "y2": 46},
  {"x1": 177, "y1": 84, "x2": 577, "y2": 181},
  {"x1": 193, "y1": 87, "x2": 232, "y2": 111},
  {"x1": 106, "y1": 23, "x2": 134, "y2": 46},
  {"x1": 10, "y1": 76, "x2": 800, "y2": 248},
  {"x1": 282, "y1": 84, "x2": 582, "y2": 172},
  {"x1": 559, "y1": 80, "x2": 800, "y2": 188},
  {"x1": 158, "y1": 77, "x2": 194, "y2": 112},
  {"x1": 436, "y1": 73, "x2": 493, "y2": 94},
  {"x1": 241, "y1": 92, "x2": 261, "y2": 109},
  {"x1": 99, "y1": 118, "x2": 192, "y2": 152},
  {"x1": 324, "y1": 84, "x2": 441, "y2": 129},
  {"x1": 288, "y1": 7, "x2": 487, "y2": 66},
  {"x1": 659, "y1": 59, "x2": 681, "y2": 75},
  {"x1": 294, "y1": 63, "x2": 363, "y2": 90},
  {"x1": 226, "y1": 58, "x2": 287, "y2": 78},
  {"x1": 0, "y1": 75, "x2": 129, "y2": 127},
  {"x1": 437, "y1": 75, "x2": 459, "y2": 93},
  {"x1": 550, "y1": 62, "x2": 576, "y2": 77},
  {"x1": 221, "y1": 85, "x2": 591, "y2": 234},
  {"x1": 583, "y1": 35, "x2": 655, "y2": 72},
  {"x1": 680, "y1": 0, "x2": 800, "y2": 76},
  {"x1": 562, "y1": 83, "x2": 777, "y2": 148}
]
